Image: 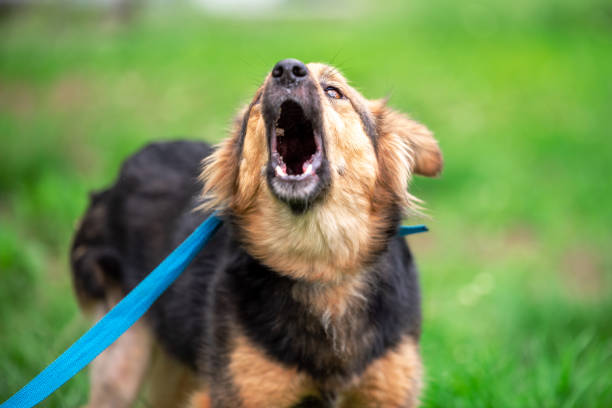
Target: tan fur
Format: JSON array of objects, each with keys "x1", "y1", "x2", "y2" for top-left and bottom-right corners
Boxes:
[
  {"x1": 228, "y1": 334, "x2": 315, "y2": 407},
  {"x1": 341, "y1": 337, "x2": 423, "y2": 408},
  {"x1": 199, "y1": 110, "x2": 246, "y2": 212},
  {"x1": 291, "y1": 273, "x2": 369, "y2": 322},
  {"x1": 370, "y1": 99, "x2": 443, "y2": 178},
  {"x1": 291, "y1": 274, "x2": 374, "y2": 357}
]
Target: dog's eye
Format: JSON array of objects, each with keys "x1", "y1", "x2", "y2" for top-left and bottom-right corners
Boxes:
[{"x1": 324, "y1": 86, "x2": 343, "y2": 99}]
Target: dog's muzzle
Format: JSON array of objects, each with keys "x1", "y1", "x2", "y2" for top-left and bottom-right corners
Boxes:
[{"x1": 262, "y1": 59, "x2": 330, "y2": 213}]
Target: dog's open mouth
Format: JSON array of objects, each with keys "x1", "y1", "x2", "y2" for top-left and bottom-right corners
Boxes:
[
  {"x1": 271, "y1": 100, "x2": 322, "y2": 180},
  {"x1": 263, "y1": 91, "x2": 329, "y2": 211}
]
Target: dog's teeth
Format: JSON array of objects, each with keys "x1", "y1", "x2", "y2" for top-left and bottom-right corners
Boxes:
[
  {"x1": 275, "y1": 165, "x2": 286, "y2": 177},
  {"x1": 304, "y1": 164, "x2": 313, "y2": 175}
]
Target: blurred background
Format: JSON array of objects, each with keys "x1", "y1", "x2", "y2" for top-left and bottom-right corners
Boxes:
[{"x1": 1, "y1": 0, "x2": 611, "y2": 406}]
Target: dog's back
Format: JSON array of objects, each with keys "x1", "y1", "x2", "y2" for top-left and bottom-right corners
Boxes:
[{"x1": 71, "y1": 140, "x2": 221, "y2": 368}]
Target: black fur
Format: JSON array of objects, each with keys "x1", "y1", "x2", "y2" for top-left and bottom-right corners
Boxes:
[
  {"x1": 71, "y1": 140, "x2": 422, "y2": 399},
  {"x1": 350, "y1": 99, "x2": 379, "y2": 150}
]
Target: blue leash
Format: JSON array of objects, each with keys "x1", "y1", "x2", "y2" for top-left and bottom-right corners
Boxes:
[{"x1": 1, "y1": 214, "x2": 426, "y2": 408}]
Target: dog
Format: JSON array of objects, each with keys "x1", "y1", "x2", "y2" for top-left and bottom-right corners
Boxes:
[{"x1": 71, "y1": 59, "x2": 443, "y2": 408}]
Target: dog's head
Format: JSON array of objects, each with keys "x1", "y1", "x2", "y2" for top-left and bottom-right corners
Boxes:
[{"x1": 202, "y1": 59, "x2": 442, "y2": 282}]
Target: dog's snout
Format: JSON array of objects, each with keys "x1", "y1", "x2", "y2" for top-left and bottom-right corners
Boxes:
[{"x1": 271, "y1": 59, "x2": 308, "y2": 86}]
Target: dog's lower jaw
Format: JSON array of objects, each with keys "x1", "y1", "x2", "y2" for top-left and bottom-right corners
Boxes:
[
  {"x1": 267, "y1": 176, "x2": 327, "y2": 214},
  {"x1": 265, "y1": 155, "x2": 332, "y2": 214}
]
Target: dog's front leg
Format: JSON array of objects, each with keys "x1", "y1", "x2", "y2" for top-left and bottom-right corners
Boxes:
[
  {"x1": 340, "y1": 336, "x2": 423, "y2": 408},
  {"x1": 189, "y1": 333, "x2": 315, "y2": 408}
]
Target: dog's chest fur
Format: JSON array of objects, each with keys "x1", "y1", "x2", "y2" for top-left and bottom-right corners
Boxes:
[{"x1": 205, "y1": 233, "x2": 421, "y2": 391}]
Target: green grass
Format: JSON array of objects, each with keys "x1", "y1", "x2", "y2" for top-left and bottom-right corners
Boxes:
[{"x1": 1, "y1": 1, "x2": 611, "y2": 406}]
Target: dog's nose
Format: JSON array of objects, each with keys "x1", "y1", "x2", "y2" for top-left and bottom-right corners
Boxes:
[{"x1": 271, "y1": 59, "x2": 308, "y2": 86}]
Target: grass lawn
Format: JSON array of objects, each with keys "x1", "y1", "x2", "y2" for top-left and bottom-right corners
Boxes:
[{"x1": 1, "y1": 1, "x2": 611, "y2": 406}]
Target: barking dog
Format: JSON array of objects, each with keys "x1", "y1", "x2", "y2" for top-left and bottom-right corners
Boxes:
[{"x1": 71, "y1": 59, "x2": 442, "y2": 408}]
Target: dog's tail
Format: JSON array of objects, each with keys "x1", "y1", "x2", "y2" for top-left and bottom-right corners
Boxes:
[
  {"x1": 69, "y1": 141, "x2": 213, "y2": 314},
  {"x1": 70, "y1": 188, "x2": 126, "y2": 313}
]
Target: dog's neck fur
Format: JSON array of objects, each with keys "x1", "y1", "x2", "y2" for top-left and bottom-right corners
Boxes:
[
  {"x1": 235, "y1": 196, "x2": 375, "y2": 281},
  {"x1": 291, "y1": 272, "x2": 373, "y2": 356},
  {"x1": 230, "y1": 192, "x2": 399, "y2": 331},
  {"x1": 230, "y1": 210, "x2": 384, "y2": 364}
]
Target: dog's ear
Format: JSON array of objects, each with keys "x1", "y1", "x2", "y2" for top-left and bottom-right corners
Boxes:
[
  {"x1": 199, "y1": 106, "x2": 248, "y2": 212},
  {"x1": 370, "y1": 99, "x2": 443, "y2": 177}
]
